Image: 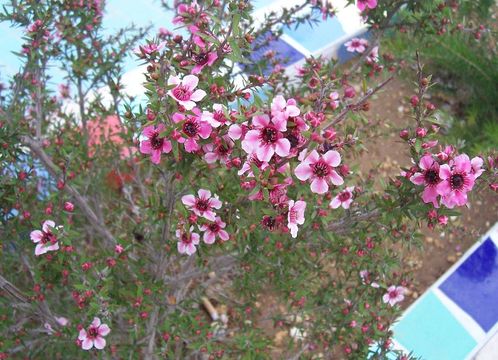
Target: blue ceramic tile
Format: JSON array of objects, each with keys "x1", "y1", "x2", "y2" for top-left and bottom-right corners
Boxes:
[
  {"x1": 283, "y1": 11, "x2": 345, "y2": 52},
  {"x1": 240, "y1": 32, "x2": 305, "y2": 76},
  {"x1": 392, "y1": 291, "x2": 477, "y2": 359},
  {"x1": 440, "y1": 238, "x2": 498, "y2": 332}
]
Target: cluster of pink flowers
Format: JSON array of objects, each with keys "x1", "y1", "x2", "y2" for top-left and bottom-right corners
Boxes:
[
  {"x1": 178, "y1": 189, "x2": 228, "y2": 255},
  {"x1": 409, "y1": 150, "x2": 483, "y2": 208}
]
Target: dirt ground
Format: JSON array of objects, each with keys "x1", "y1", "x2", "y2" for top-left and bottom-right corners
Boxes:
[{"x1": 361, "y1": 77, "x2": 498, "y2": 302}]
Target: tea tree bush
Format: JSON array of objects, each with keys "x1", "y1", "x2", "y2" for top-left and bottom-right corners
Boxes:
[{"x1": 0, "y1": 0, "x2": 496, "y2": 358}]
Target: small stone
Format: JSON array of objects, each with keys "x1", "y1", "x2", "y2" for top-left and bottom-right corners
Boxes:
[
  {"x1": 447, "y1": 255, "x2": 457, "y2": 263},
  {"x1": 426, "y1": 237, "x2": 434, "y2": 244}
]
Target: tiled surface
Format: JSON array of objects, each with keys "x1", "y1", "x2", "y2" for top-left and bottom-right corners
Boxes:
[
  {"x1": 390, "y1": 223, "x2": 498, "y2": 360},
  {"x1": 440, "y1": 238, "x2": 498, "y2": 332},
  {"x1": 393, "y1": 291, "x2": 478, "y2": 360},
  {"x1": 282, "y1": 10, "x2": 345, "y2": 53}
]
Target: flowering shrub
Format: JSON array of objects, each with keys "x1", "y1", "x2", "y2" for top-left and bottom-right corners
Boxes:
[{"x1": 0, "y1": 0, "x2": 496, "y2": 359}]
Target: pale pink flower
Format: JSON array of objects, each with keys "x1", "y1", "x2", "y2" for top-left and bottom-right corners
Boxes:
[
  {"x1": 78, "y1": 317, "x2": 110, "y2": 350},
  {"x1": 295, "y1": 150, "x2": 343, "y2": 194},
  {"x1": 287, "y1": 200, "x2": 306, "y2": 238},
  {"x1": 191, "y1": 51, "x2": 218, "y2": 74},
  {"x1": 139, "y1": 124, "x2": 172, "y2": 164},
  {"x1": 199, "y1": 217, "x2": 229, "y2": 244},
  {"x1": 182, "y1": 189, "x2": 222, "y2": 221},
  {"x1": 344, "y1": 38, "x2": 368, "y2": 53},
  {"x1": 366, "y1": 46, "x2": 379, "y2": 64},
  {"x1": 172, "y1": 110, "x2": 211, "y2": 153},
  {"x1": 201, "y1": 104, "x2": 229, "y2": 128},
  {"x1": 437, "y1": 154, "x2": 476, "y2": 208},
  {"x1": 176, "y1": 227, "x2": 200, "y2": 255},
  {"x1": 357, "y1": 0, "x2": 377, "y2": 11},
  {"x1": 382, "y1": 286, "x2": 406, "y2": 307},
  {"x1": 271, "y1": 95, "x2": 300, "y2": 122},
  {"x1": 55, "y1": 317, "x2": 69, "y2": 326},
  {"x1": 471, "y1": 156, "x2": 484, "y2": 178},
  {"x1": 203, "y1": 135, "x2": 233, "y2": 164},
  {"x1": 329, "y1": 91, "x2": 340, "y2": 110},
  {"x1": 410, "y1": 155, "x2": 441, "y2": 207},
  {"x1": 330, "y1": 186, "x2": 354, "y2": 209},
  {"x1": 167, "y1": 75, "x2": 206, "y2": 110},
  {"x1": 241, "y1": 114, "x2": 290, "y2": 162},
  {"x1": 30, "y1": 220, "x2": 60, "y2": 256},
  {"x1": 135, "y1": 41, "x2": 166, "y2": 55},
  {"x1": 238, "y1": 152, "x2": 269, "y2": 177}
]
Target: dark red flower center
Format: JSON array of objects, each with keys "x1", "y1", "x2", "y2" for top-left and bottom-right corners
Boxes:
[
  {"x1": 261, "y1": 126, "x2": 278, "y2": 144},
  {"x1": 150, "y1": 132, "x2": 164, "y2": 150},
  {"x1": 424, "y1": 169, "x2": 440, "y2": 185},
  {"x1": 181, "y1": 234, "x2": 192, "y2": 244},
  {"x1": 312, "y1": 160, "x2": 330, "y2": 178},
  {"x1": 195, "y1": 199, "x2": 209, "y2": 211},
  {"x1": 193, "y1": 52, "x2": 208, "y2": 66},
  {"x1": 173, "y1": 85, "x2": 192, "y2": 101},
  {"x1": 338, "y1": 191, "x2": 351, "y2": 202},
  {"x1": 450, "y1": 173, "x2": 464, "y2": 190},
  {"x1": 216, "y1": 144, "x2": 229, "y2": 155},
  {"x1": 182, "y1": 120, "x2": 199, "y2": 137},
  {"x1": 389, "y1": 290, "x2": 398, "y2": 299},
  {"x1": 87, "y1": 327, "x2": 98, "y2": 339},
  {"x1": 41, "y1": 231, "x2": 56, "y2": 245},
  {"x1": 208, "y1": 223, "x2": 220, "y2": 232},
  {"x1": 213, "y1": 110, "x2": 226, "y2": 123}
]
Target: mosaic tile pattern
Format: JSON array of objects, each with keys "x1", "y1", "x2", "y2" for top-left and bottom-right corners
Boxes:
[
  {"x1": 393, "y1": 291, "x2": 478, "y2": 360},
  {"x1": 390, "y1": 223, "x2": 498, "y2": 360},
  {"x1": 440, "y1": 238, "x2": 498, "y2": 332}
]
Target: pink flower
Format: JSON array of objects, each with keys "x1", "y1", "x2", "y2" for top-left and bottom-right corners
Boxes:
[
  {"x1": 382, "y1": 286, "x2": 406, "y2": 307},
  {"x1": 471, "y1": 156, "x2": 484, "y2": 178},
  {"x1": 167, "y1": 75, "x2": 206, "y2": 110},
  {"x1": 191, "y1": 51, "x2": 218, "y2": 74},
  {"x1": 135, "y1": 41, "x2": 166, "y2": 56},
  {"x1": 172, "y1": 110, "x2": 212, "y2": 153},
  {"x1": 199, "y1": 217, "x2": 229, "y2": 244},
  {"x1": 410, "y1": 155, "x2": 441, "y2": 207},
  {"x1": 203, "y1": 135, "x2": 233, "y2": 164},
  {"x1": 241, "y1": 114, "x2": 290, "y2": 162},
  {"x1": 201, "y1": 104, "x2": 229, "y2": 128},
  {"x1": 182, "y1": 189, "x2": 222, "y2": 221},
  {"x1": 366, "y1": 46, "x2": 379, "y2": 64},
  {"x1": 330, "y1": 186, "x2": 354, "y2": 209},
  {"x1": 329, "y1": 91, "x2": 340, "y2": 110},
  {"x1": 139, "y1": 124, "x2": 172, "y2": 164},
  {"x1": 437, "y1": 154, "x2": 476, "y2": 208},
  {"x1": 271, "y1": 95, "x2": 300, "y2": 122},
  {"x1": 176, "y1": 227, "x2": 200, "y2": 255},
  {"x1": 30, "y1": 220, "x2": 60, "y2": 256},
  {"x1": 238, "y1": 152, "x2": 269, "y2": 177},
  {"x1": 287, "y1": 200, "x2": 306, "y2": 238},
  {"x1": 78, "y1": 317, "x2": 110, "y2": 350},
  {"x1": 295, "y1": 150, "x2": 343, "y2": 194},
  {"x1": 357, "y1": 0, "x2": 377, "y2": 11},
  {"x1": 344, "y1": 38, "x2": 368, "y2": 53}
]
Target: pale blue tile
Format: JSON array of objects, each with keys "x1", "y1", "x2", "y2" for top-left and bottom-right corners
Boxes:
[{"x1": 393, "y1": 291, "x2": 477, "y2": 360}]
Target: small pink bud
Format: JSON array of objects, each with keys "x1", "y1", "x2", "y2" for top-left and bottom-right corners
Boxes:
[
  {"x1": 115, "y1": 244, "x2": 124, "y2": 254},
  {"x1": 438, "y1": 215, "x2": 448, "y2": 225},
  {"x1": 63, "y1": 202, "x2": 74, "y2": 212},
  {"x1": 399, "y1": 129, "x2": 409, "y2": 139},
  {"x1": 344, "y1": 86, "x2": 356, "y2": 98},
  {"x1": 410, "y1": 95, "x2": 419, "y2": 107},
  {"x1": 416, "y1": 127, "x2": 427, "y2": 138},
  {"x1": 490, "y1": 183, "x2": 498, "y2": 192}
]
